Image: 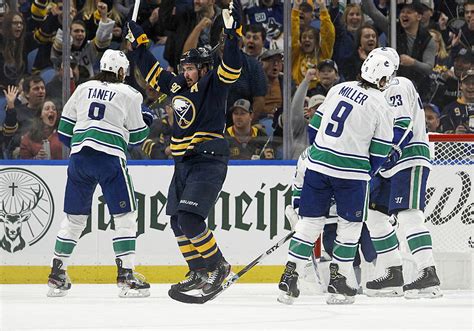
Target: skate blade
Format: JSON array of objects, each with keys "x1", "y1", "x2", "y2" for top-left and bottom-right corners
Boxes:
[
  {"x1": 366, "y1": 287, "x2": 403, "y2": 297},
  {"x1": 118, "y1": 287, "x2": 150, "y2": 298},
  {"x1": 47, "y1": 287, "x2": 68, "y2": 297},
  {"x1": 404, "y1": 286, "x2": 443, "y2": 300},
  {"x1": 277, "y1": 291, "x2": 296, "y2": 305},
  {"x1": 326, "y1": 293, "x2": 355, "y2": 305}
]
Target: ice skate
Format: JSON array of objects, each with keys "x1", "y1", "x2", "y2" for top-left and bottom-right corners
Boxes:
[
  {"x1": 202, "y1": 258, "x2": 232, "y2": 295},
  {"x1": 277, "y1": 261, "x2": 300, "y2": 305},
  {"x1": 326, "y1": 263, "x2": 357, "y2": 305},
  {"x1": 366, "y1": 265, "x2": 404, "y2": 297},
  {"x1": 47, "y1": 258, "x2": 71, "y2": 297},
  {"x1": 170, "y1": 269, "x2": 208, "y2": 293},
  {"x1": 403, "y1": 266, "x2": 442, "y2": 299},
  {"x1": 116, "y1": 258, "x2": 150, "y2": 298}
]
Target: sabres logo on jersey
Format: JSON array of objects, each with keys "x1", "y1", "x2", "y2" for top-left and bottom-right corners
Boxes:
[{"x1": 172, "y1": 96, "x2": 196, "y2": 129}]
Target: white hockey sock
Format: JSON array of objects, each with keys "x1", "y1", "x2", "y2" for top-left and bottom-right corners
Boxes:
[
  {"x1": 287, "y1": 216, "x2": 325, "y2": 274},
  {"x1": 113, "y1": 212, "x2": 138, "y2": 270},
  {"x1": 53, "y1": 214, "x2": 88, "y2": 269},
  {"x1": 332, "y1": 219, "x2": 363, "y2": 281},
  {"x1": 366, "y1": 210, "x2": 402, "y2": 272},
  {"x1": 398, "y1": 210, "x2": 435, "y2": 270}
]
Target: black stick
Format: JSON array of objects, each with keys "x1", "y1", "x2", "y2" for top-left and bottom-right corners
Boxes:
[{"x1": 168, "y1": 230, "x2": 295, "y2": 304}]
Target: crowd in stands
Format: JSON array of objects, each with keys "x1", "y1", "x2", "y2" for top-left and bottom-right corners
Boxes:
[{"x1": 0, "y1": 0, "x2": 473, "y2": 161}]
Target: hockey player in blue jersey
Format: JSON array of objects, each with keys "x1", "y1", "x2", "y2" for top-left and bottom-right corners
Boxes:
[
  {"x1": 47, "y1": 49, "x2": 151, "y2": 298},
  {"x1": 127, "y1": 1, "x2": 242, "y2": 299}
]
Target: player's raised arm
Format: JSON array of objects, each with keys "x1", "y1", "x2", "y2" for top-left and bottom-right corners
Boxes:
[
  {"x1": 217, "y1": 0, "x2": 243, "y2": 84},
  {"x1": 126, "y1": 21, "x2": 179, "y2": 94}
]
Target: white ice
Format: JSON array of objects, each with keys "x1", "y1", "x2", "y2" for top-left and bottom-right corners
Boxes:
[{"x1": 0, "y1": 284, "x2": 472, "y2": 331}]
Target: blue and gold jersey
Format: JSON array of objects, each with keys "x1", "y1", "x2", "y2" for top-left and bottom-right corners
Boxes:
[{"x1": 133, "y1": 37, "x2": 242, "y2": 160}]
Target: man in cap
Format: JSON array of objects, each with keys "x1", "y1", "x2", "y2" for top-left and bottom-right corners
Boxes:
[
  {"x1": 441, "y1": 69, "x2": 474, "y2": 133},
  {"x1": 424, "y1": 103, "x2": 441, "y2": 132},
  {"x1": 225, "y1": 98, "x2": 274, "y2": 159},
  {"x1": 259, "y1": 48, "x2": 284, "y2": 135},
  {"x1": 361, "y1": 0, "x2": 436, "y2": 99}
]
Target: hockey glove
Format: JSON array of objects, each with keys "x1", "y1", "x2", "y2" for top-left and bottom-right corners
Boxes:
[
  {"x1": 381, "y1": 144, "x2": 402, "y2": 171},
  {"x1": 141, "y1": 104, "x2": 156, "y2": 127},
  {"x1": 126, "y1": 20, "x2": 150, "y2": 49},
  {"x1": 222, "y1": 0, "x2": 242, "y2": 38}
]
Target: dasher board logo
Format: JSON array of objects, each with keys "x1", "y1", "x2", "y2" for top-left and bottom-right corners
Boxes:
[{"x1": 0, "y1": 168, "x2": 54, "y2": 253}]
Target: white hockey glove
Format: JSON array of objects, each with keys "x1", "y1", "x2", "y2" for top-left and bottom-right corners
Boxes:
[{"x1": 222, "y1": 0, "x2": 242, "y2": 37}]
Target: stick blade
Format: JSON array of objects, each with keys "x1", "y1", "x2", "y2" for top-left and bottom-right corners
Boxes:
[{"x1": 168, "y1": 288, "x2": 220, "y2": 304}]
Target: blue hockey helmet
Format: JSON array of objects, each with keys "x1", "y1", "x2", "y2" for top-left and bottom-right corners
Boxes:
[{"x1": 179, "y1": 46, "x2": 214, "y2": 72}]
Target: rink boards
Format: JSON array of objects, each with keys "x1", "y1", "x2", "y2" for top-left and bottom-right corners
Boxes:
[{"x1": 0, "y1": 161, "x2": 472, "y2": 288}]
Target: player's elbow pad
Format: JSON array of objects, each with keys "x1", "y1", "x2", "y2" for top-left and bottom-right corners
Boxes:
[{"x1": 58, "y1": 133, "x2": 71, "y2": 148}]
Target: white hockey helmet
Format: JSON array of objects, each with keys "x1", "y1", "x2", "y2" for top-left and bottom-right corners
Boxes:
[
  {"x1": 361, "y1": 53, "x2": 396, "y2": 90},
  {"x1": 369, "y1": 47, "x2": 400, "y2": 70},
  {"x1": 100, "y1": 49, "x2": 130, "y2": 77}
]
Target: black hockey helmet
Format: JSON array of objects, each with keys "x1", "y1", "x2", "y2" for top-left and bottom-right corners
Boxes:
[{"x1": 179, "y1": 45, "x2": 214, "y2": 72}]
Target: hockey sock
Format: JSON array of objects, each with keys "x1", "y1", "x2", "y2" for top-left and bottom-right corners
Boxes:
[
  {"x1": 332, "y1": 219, "x2": 363, "y2": 279},
  {"x1": 287, "y1": 216, "x2": 325, "y2": 274},
  {"x1": 398, "y1": 209, "x2": 435, "y2": 270},
  {"x1": 112, "y1": 211, "x2": 138, "y2": 269},
  {"x1": 170, "y1": 215, "x2": 206, "y2": 270},
  {"x1": 53, "y1": 214, "x2": 88, "y2": 269},
  {"x1": 178, "y1": 211, "x2": 223, "y2": 270},
  {"x1": 366, "y1": 210, "x2": 402, "y2": 271}
]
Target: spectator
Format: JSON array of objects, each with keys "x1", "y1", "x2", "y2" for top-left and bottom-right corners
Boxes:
[
  {"x1": 361, "y1": 0, "x2": 436, "y2": 100},
  {"x1": 291, "y1": 0, "x2": 335, "y2": 88},
  {"x1": 449, "y1": 0, "x2": 474, "y2": 59},
  {"x1": 430, "y1": 48, "x2": 473, "y2": 109},
  {"x1": 225, "y1": 98, "x2": 274, "y2": 160},
  {"x1": 0, "y1": 11, "x2": 47, "y2": 89},
  {"x1": 290, "y1": 67, "x2": 324, "y2": 159},
  {"x1": 339, "y1": 24, "x2": 378, "y2": 82},
  {"x1": 424, "y1": 102, "x2": 441, "y2": 133},
  {"x1": 308, "y1": 59, "x2": 340, "y2": 97},
  {"x1": 260, "y1": 48, "x2": 283, "y2": 135},
  {"x1": 244, "y1": 0, "x2": 284, "y2": 49},
  {"x1": 20, "y1": 99, "x2": 62, "y2": 159},
  {"x1": 299, "y1": 2, "x2": 315, "y2": 30},
  {"x1": 2, "y1": 75, "x2": 46, "y2": 158},
  {"x1": 51, "y1": 17, "x2": 114, "y2": 78},
  {"x1": 160, "y1": 0, "x2": 223, "y2": 72},
  {"x1": 76, "y1": 0, "x2": 123, "y2": 42},
  {"x1": 419, "y1": 0, "x2": 435, "y2": 30},
  {"x1": 242, "y1": 24, "x2": 267, "y2": 59},
  {"x1": 46, "y1": 60, "x2": 80, "y2": 107},
  {"x1": 331, "y1": 3, "x2": 365, "y2": 72},
  {"x1": 440, "y1": 69, "x2": 474, "y2": 133}
]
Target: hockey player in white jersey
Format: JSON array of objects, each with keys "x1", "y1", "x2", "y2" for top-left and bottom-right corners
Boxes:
[
  {"x1": 364, "y1": 48, "x2": 442, "y2": 299},
  {"x1": 47, "y1": 50, "x2": 152, "y2": 298},
  {"x1": 278, "y1": 54, "x2": 396, "y2": 305}
]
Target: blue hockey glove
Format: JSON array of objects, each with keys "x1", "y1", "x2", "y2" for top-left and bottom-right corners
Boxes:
[
  {"x1": 222, "y1": 0, "x2": 242, "y2": 38},
  {"x1": 141, "y1": 104, "x2": 156, "y2": 127},
  {"x1": 382, "y1": 144, "x2": 402, "y2": 171},
  {"x1": 126, "y1": 20, "x2": 150, "y2": 49}
]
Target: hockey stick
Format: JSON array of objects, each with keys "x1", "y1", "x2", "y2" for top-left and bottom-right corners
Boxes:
[
  {"x1": 168, "y1": 230, "x2": 295, "y2": 304},
  {"x1": 132, "y1": 0, "x2": 140, "y2": 21}
]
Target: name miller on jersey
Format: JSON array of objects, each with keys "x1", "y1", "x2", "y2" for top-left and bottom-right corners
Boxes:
[
  {"x1": 87, "y1": 88, "x2": 117, "y2": 102},
  {"x1": 338, "y1": 86, "x2": 369, "y2": 106}
]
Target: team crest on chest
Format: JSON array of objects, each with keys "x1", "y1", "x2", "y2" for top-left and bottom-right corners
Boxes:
[{"x1": 172, "y1": 96, "x2": 196, "y2": 129}]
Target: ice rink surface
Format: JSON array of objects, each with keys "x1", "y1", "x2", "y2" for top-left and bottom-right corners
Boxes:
[{"x1": 0, "y1": 284, "x2": 472, "y2": 331}]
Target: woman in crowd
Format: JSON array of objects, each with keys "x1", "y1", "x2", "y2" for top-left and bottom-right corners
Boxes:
[{"x1": 20, "y1": 99, "x2": 63, "y2": 160}]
